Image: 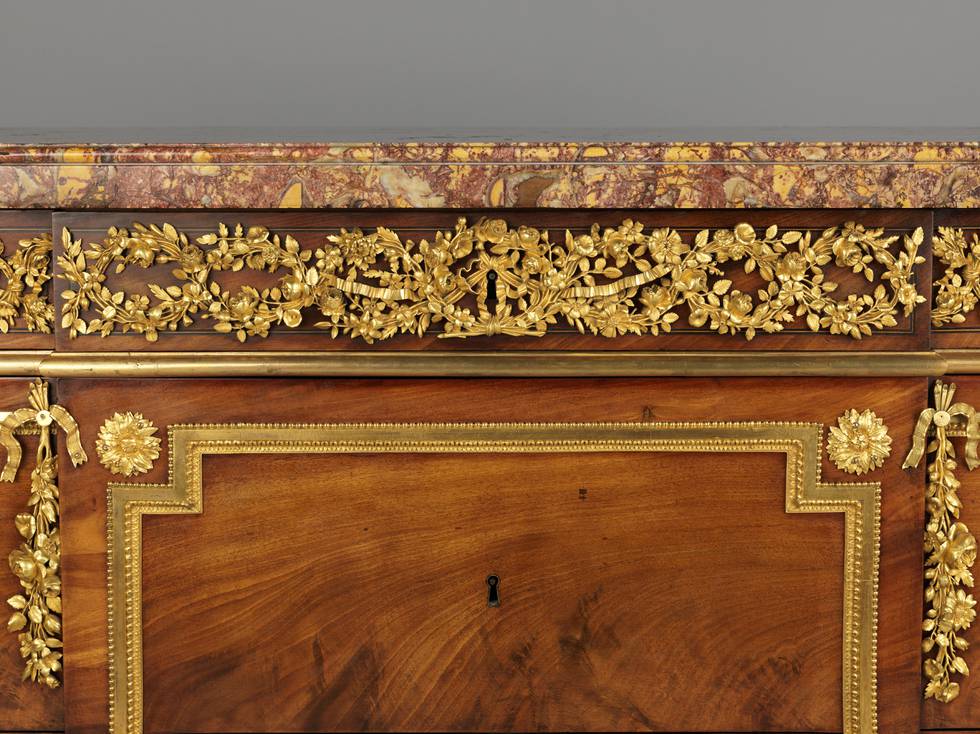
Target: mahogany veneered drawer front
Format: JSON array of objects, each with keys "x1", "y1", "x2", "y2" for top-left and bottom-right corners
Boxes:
[
  {"x1": 50, "y1": 209, "x2": 933, "y2": 353},
  {"x1": 56, "y1": 376, "x2": 924, "y2": 733}
]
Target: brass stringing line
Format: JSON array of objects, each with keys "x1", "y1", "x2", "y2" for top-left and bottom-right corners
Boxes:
[
  {"x1": 59, "y1": 219, "x2": 925, "y2": 343},
  {"x1": 108, "y1": 423, "x2": 878, "y2": 734}
]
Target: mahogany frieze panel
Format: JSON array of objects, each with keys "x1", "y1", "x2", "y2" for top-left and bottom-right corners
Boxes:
[{"x1": 54, "y1": 213, "x2": 928, "y2": 348}]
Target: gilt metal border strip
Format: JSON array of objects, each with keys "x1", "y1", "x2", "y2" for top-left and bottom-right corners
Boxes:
[
  {"x1": 105, "y1": 422, "x2": 880, "y2": 734},
  {"x1": 0, "y1": 350, "x2": 948, "y2": 378}
]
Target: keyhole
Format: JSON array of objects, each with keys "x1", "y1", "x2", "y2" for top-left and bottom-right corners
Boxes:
[
  {"x1": 486, "y1": 575, "x2": 500, "y2": 607},
  {"x1": 486, "y1": 271, "x2": 498, "y2": 304}
]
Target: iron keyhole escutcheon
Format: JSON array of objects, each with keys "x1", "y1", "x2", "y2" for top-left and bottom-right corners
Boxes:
[
  {"x1": 486, "y1": 271, "x2": 499, "y2": 305},
  {"x1": 486, "y1": 575, "x2": 500, "y2": 607}
]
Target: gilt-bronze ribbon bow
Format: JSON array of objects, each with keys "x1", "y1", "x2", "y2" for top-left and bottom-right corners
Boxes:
[
  {"x1": 904, "y1": 380, "x2": 980, "y2": 470},
  {"x1": 0, "y1": 380, "x2": 86, "y2": 482}
]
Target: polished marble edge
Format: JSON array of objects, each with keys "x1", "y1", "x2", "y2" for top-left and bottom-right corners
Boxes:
[
  {"x1": 5, "y1": 137, "x2": 980, "y2": 163},
  {"x1": 3, "y1": 135, "x2": 980, "y2": 209}
]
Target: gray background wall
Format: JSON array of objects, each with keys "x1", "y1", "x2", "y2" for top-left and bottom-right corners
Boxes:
[{"x1": 0, "y1": 0, "x2": 977, "y2": 134}]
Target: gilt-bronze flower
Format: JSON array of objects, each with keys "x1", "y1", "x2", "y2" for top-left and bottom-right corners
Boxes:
[
  {"x1": 827, "y1": 408, "x2": 892, "y2": 475},
  {"x1": 96, "y1": 412, "x2": 161, "y2": 477}
]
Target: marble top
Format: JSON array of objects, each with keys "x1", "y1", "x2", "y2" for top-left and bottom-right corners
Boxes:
[{"x1": 2, "y1": 129, "x2": 980, "y2": 209}]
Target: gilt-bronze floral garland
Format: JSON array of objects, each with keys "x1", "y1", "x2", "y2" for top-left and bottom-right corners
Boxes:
[
  {"x1": 933, "y1": 226, "x2": 980, "y2": 326},
  {"x1": 58, "y1": 219, "x2": 925, "y2": 343},
  {"x1": 3, "y1": 380, "x2": 86, "y2": 688},
  {"x1": 0, "y1": 233, "x2": 54, "y2": 334},
  {"x1": 906, "y1": 381, "x2": 980, "y2": 703}
]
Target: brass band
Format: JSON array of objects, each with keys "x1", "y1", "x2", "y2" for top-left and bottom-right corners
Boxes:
[{"x1": 0, "y1": 350, "x2": 964, "y2": 377}]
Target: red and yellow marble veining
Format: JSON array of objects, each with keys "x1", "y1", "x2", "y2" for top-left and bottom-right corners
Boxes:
[{"x1": 2, "y1": 140, "x2": 980, "y2": 209}]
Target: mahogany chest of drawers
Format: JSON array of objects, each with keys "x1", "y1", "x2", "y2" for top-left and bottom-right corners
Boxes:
[{"x1": 2, "y1": 138, "x2": 980, "y2": 734}]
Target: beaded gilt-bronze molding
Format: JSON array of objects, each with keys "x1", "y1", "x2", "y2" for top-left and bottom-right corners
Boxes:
[
  {"x1": 3, "y1": 380, "x2": 86, "y2": 688},
  {"x1": 0, "y1": 233, "x2": 54, "y2": 334},
  {"x1": 906, "y1": 381, "x2": 980, "y2": 703},
  {"x1": 106, "y1": 421, "x2": 879, "y2": 734},
  {"x1": 57, "y1": 220, "x2": 925, "y2": 343}
]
